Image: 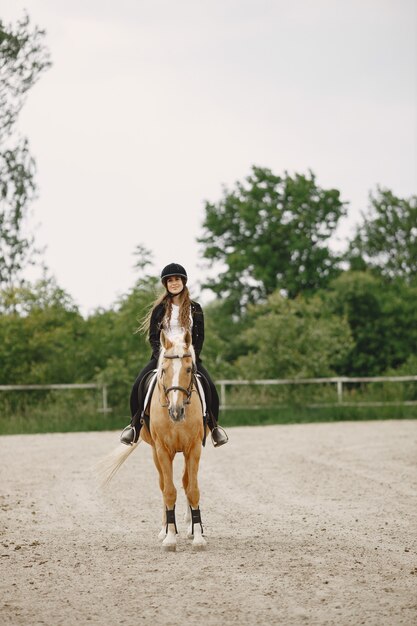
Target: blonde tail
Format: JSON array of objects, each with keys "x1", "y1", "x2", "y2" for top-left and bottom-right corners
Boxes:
[{"x1": 95, "y1": 440, "x2": 141, "y2": 488}]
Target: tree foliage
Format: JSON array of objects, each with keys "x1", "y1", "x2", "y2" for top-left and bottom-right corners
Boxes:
[
  {"x1": 324, "y1": 271, "x2": 417, "y2": 375},
  {"x1": 199, "y1": 166, "x2": 346, "y2": 310},
  {"x1": 200, "y1": 299, "x2": 247, "y2": 377},
  {"x1": 0, "y1": 13, "x2": 51, "y2": 292},
  {"x1": 1, "y1": 268, "x2": 416, "y2": 419},
  {"x1": 0, "y1": 278, "x2": 82, "y2": 384},
  {"x1": 349, "y1": 188, "x2": 417, "y2": 282},
  {"x1": 234, "y1": 291, "x2": 353, "y2": 379}
]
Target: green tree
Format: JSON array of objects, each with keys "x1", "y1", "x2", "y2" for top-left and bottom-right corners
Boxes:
[
  {"x1": 348, "y1": 188, "x2": 417, "y2": 282},
  {"x1": 324, "y1": 271, "x2": 417, "y2": 375},
  {"x1": 201, "y1": 299, "x2": 247, "y2": 378},
  {"x1": 198, "y1": 166, "x2": 346, "y2": 311},
  {"x1": 0, "y1": 13, "x2": 51, "y2": 292},
  {"x1": 234, "y1": 291, "x2": 353, "y2": 379},
  {"x1": 0, "y1": 277, "x2": 84, "y2": 384}
]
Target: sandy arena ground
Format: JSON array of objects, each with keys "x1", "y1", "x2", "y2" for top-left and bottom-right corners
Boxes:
[{"x1": 1, "y1": 421, "x2": 417, "y2": 626}]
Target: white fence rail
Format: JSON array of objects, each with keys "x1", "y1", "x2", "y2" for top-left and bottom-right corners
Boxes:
[
  {"x1": 0, "y1": 383, "x2": 111, "y2": 413},
  {"x1": 2, "y1": 376, "x2": 417, "y2": 413},
  {"x1": 215, "y1": 376, "x2": 417, "y2": 410}
]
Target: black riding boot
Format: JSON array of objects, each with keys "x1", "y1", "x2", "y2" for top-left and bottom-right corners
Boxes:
[
  {"x1": 197, "y1": 365, "x2": 228, "y2": 447},
  {"x1": 120, "y1": 424, "x2": 140, "y2": 446},
  {"x1": 120, "y1": 414, "x2": 142, "y2": 446},
  {"x1": 207, "y1": 413, "x2": 229, "y2": 447}
]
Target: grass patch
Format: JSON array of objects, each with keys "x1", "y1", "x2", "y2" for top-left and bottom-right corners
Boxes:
[
  {"x1": 1, "y1": 393, "x2": 416, "y2": 436},
  {"x1": 221, "y1": 404, "x2": 417, "y2": 427},
  {"x1": 1, "y1": 405, "x2": 417, "y2": 436},
  {"x1": 0, "y1": 391, "x2": 128, "y2": 436}
]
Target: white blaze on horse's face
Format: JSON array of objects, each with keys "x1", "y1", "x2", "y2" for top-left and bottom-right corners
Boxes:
[
  {"x1": 170, "y1": 357, "x2": 183, "y2": 419},
  {"x1": 159, "y1": 333, "x2": 194, "y2": 423}
]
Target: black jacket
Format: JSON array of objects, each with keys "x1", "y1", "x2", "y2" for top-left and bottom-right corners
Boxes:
[{"x1": 149, "y1": 301, "x2": 205, "y2": 361}]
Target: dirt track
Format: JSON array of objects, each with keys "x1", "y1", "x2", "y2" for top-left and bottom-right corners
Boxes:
[{"x1": 1, "y1": 421, "x2": 417, "y2": 625}]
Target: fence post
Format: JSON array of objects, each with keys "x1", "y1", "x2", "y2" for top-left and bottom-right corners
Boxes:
[
  {"x1": 102, "y1": 385, "x2": 109, "y2": 413},
  {"x1": 336, "y1": 379, "x2": 343, "y2": 404},
  {"x1": 220, "y1": 382, "x2": 226, "y2": 410}
]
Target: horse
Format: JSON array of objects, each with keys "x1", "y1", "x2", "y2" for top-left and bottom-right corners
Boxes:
[{"x1": 98, "y1": 329, "x2": 207, "y2": 552}]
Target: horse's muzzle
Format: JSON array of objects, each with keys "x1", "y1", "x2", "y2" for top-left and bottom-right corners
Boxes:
[{"x1": 169, "y1": 405, "x2": 185, "y2": 422}]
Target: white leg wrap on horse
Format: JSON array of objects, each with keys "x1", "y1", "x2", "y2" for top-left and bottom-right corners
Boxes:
[
  {"x1": 192, "y1": 526, "x2": 206, "y2": 550},
  {"x1": 162, "y1": 528, "x2": 177, "y2": 551}
]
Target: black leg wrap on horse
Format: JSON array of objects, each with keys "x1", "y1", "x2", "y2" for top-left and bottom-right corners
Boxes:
[
  {"x1": 165, "y1": 506, "x2": 178, "y2": 534},
  {"x1": 190, "y1": 506, "x2": 204, "y2": 536}
]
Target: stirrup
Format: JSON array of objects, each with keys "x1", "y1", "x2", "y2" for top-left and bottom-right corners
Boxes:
[
  {"x1": 120, "y1": 425, "x2": 137, "y2": 446},
  {"x1": 211, "y1": 426, "x2": 229, "y2": 448}
]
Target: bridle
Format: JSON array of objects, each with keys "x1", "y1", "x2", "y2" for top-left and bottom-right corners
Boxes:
[{"x1": 159, "y1": 353, "x2": 195, "y2": 407}]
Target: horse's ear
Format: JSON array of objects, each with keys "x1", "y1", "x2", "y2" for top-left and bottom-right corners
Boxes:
[
  {"x1": 160, "y1": 330, "x2": 172, "y2": 350},
  {"x1": 184, "y1": 329, "x2": 191, "y2": 348}
]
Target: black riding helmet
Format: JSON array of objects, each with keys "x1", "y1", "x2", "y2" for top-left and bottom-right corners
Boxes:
[{"x1": 160, "y1": 263, "x2": 188, "y2": 286}]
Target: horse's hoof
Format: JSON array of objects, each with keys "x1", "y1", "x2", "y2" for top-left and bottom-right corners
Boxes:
[
  {"x1": 186, "y1": 529, "x2": 194, "y2": 539},
  {"x1": 162, "y1": 542, "x2": 176, "y2": 552},
  {"x1": 192, "y1": 540, "x2": 207, "y2": 552}
]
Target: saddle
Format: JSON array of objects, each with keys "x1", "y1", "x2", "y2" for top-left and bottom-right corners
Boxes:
[
  {"x1": 135, "y1": 369, "x2": 213, "y2": 446},
  {"x1": 135, "y1": 370, "x2": 157, "y2": 433}
]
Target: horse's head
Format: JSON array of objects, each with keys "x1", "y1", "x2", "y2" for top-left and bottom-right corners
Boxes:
[{"x1": 158, "y1": 330, "x2": 195, "y2": 422}]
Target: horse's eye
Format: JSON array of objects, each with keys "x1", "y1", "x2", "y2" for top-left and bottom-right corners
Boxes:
[{"x1": 186, "y1": 367, "x2": 192, "y2": 374}]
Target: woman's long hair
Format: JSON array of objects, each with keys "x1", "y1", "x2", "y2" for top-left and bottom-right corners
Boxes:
[{"x1": 139, "y1": 285, "x2": 192, "y2": 335}]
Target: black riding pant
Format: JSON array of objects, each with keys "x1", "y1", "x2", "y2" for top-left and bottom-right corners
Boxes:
[
  {"x1": 129, "y1": 359, "x2": 220, "y2": 423},
  {"x1": 129, "y1": 359, "x2": 158, "y2": 417},
  {"x1": 196, "y1": 363, "x2": 220, "y2": 422}
]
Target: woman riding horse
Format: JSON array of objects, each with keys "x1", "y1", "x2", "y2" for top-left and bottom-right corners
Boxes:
[{"x1": 120, "y1": 263, "x2": 228, "y2": 447}]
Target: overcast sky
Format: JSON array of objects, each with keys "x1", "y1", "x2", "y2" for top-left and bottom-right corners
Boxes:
[{"x1": 2, "y1": 0, "x2": 416, "y2": 315}]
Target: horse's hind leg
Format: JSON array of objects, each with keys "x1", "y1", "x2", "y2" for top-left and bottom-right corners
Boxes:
[{"x1": 184, "y1": 445, "x2": 206, "y2": 550}]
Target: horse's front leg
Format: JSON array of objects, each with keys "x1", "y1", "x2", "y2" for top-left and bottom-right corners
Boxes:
[
  {"x1": 151, "y1": 447, "x2": 169, "y2": 541},
  {"x1": 182, "y1": 462, "x2": 192, "y2": 526},
  {"x1": 184, "y1": 445, "x2": 207, "y2": 551},
  {"x1": 155, "y1": 443, "x2": 178, "y2": 552}
]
